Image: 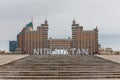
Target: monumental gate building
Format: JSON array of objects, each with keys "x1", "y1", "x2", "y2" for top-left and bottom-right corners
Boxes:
[{"x1": 17, "y1": 20, "x2": 98, "y2": 54}]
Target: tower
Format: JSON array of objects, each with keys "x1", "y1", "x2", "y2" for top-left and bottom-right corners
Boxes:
[
  {"x1": 41, "y1": 20, "x2": 49, "y2": 49},
  {"x1": 71, "y1": 20, "x2": 99, "y2": 54},
  {"x1": 37, "y1": 20, "x2": 49, "y2": 50},
  {"x1": 94, "y1": 27, "x2": 99, "y2": 53},
  {"x1": 17, "y1": 19, "x2": 49, "y2": 54},
  {"x1": 71, "y1": 20, "x2": 83, "y2": 50}
]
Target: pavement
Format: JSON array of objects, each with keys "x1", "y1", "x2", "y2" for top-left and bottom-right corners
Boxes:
[
  {"x1": 0, "y1": 54, "x2": 120, "y2": 66},
  {"x1": 0, "y1": 54, "x2": 28, "y2": 65},
  {"x1": 96, "y1": 55, "x2": 120, "y2": 64}
]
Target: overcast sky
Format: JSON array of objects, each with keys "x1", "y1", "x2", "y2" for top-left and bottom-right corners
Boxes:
[{"x1": 0, "y1": 0, "x2": 120, "y2": 51}]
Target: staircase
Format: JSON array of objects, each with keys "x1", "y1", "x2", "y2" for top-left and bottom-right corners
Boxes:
[{"x1": 0, "y1": 55, "x2": 120, "y2": 79}]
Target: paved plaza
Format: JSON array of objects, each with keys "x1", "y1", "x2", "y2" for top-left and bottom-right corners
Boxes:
[
  {"x1": 0, "y1": 54, "x2": 120, "y2": 65},
  {"x1": 96, "y1": 55, "x2": 120, "y2": 64},
  {"x1": 0, "y1": 54, "x2": 28, "y2": 65}
]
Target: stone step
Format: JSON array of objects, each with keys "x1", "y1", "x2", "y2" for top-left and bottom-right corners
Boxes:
[
  {"x1": 2, "y1": 66, "x2": 119, "y2": 70},
  {"x1": 1, "y1": 67, "x2": 119, "y2": 71},
  {"x1": 0, "y1": 75, "x2": 120, "y2": 79},
  {"x1": 0, "y1": 71, "x2": 120, "y2": 76},
  {"x1": 1, "y1": 67, "x2": 118, "y2": 70},
  {"x1": 11, "y1": 61, "x2": 118, "y2": 64},
  {"x1": 5, "y1": 63, "x2": 119, "y2": 66},
  {"x1": 15, "y1": 59, "x2": 113, "y2": 62},
  {"x1": 1, "y1": 66, "x2": 116, "y2": 68},
  {"x1": 0, "y1": 70, "x2": 120, "y2": 73}
]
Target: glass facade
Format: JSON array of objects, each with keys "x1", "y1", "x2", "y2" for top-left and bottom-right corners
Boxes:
[{"x1": 9, "y1": 41, "x2": 17, "y2": 52}]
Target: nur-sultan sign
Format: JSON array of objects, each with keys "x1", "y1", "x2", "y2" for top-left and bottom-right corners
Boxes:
[{"x1": 33, "y1": 48, "x2": 89, "y2": 55}]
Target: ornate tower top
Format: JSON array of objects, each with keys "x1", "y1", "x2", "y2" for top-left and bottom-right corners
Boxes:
[
  {"x1": 44, "y1": 17, "x2": 48, "y2": 26},
  {"x1": 72, "y1": 19, "x2": 80, "y2": 27},
  {"x1": 40, "y1": 20, "x2": 48, "y2": 26}
]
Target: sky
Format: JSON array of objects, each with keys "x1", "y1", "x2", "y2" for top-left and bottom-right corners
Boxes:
[{"x1": 0, "y1": 0, "x2": 120, "y2": 51}]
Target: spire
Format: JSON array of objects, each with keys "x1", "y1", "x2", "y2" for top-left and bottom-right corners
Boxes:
[
  {"x1": 44, "y1": 18, "x2": 48, "y2": 26},
  {"x1": 24, "y1": 18, "x2": 34, "y2": 30},
  {"x1": 45, "y1": 20, "x2": 48, "y2": 24},
  {"x1": 72, "y1": 17, "x2": 76, "y2": 25},
  {"x1": 72, "y1": 18, "x2": 76, "y2": 26},
  {"x1": 31, "y1": 17, "x2": 33, "y2": 23}
]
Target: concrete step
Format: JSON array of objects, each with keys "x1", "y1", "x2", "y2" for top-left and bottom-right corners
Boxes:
[
  {"x1": 1, "y1": 66, "x2": 119, "y2": 71},
  {"x1": 0, "y1": 71, "x2": 120, "y2": 76},
  {"x1": 0, "y1": 75, "x2": 120, "y2": 79},
  {"x1": 4, "y1": 63, "x2": 119, "y2": 67},
  {"x1": 1, "y1": 65, "x2": 118, "y2": 69}
]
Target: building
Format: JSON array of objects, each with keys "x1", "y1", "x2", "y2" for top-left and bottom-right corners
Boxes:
[
  {"x1": 49, "y1": 38, "x2": 71, "y2": 49},
  {"x1": 16, "y1": 19, "x2": 98, "y2": 54},
  {"x1": 9, "y1": 41, "x2": 17, "y2": 52},
  {"x1": 71, "y1": 20, "x2": 98, "y2": 54},
  {"x1": 98, "y1": 47, "x2": 120, "y2": 55},
  {"x1": 17, "y1": 20, "x2": 48, "y2": 54}
]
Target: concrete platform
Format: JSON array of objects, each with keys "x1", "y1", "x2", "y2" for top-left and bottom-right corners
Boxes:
[
  {"x1": 0, "y1": 54, "x2": 28, "y2": 65},
  {"x1": 96, "y1": 55, "x2": 120, "y2": 64}
]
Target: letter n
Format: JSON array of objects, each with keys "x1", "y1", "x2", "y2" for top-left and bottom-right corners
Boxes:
[
  {"x1": 82, "y1": 49, "x2": 89, "y2": 55},
  {"x1": 33, "y1": 49, "x2": 39, "y2": 54}
]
